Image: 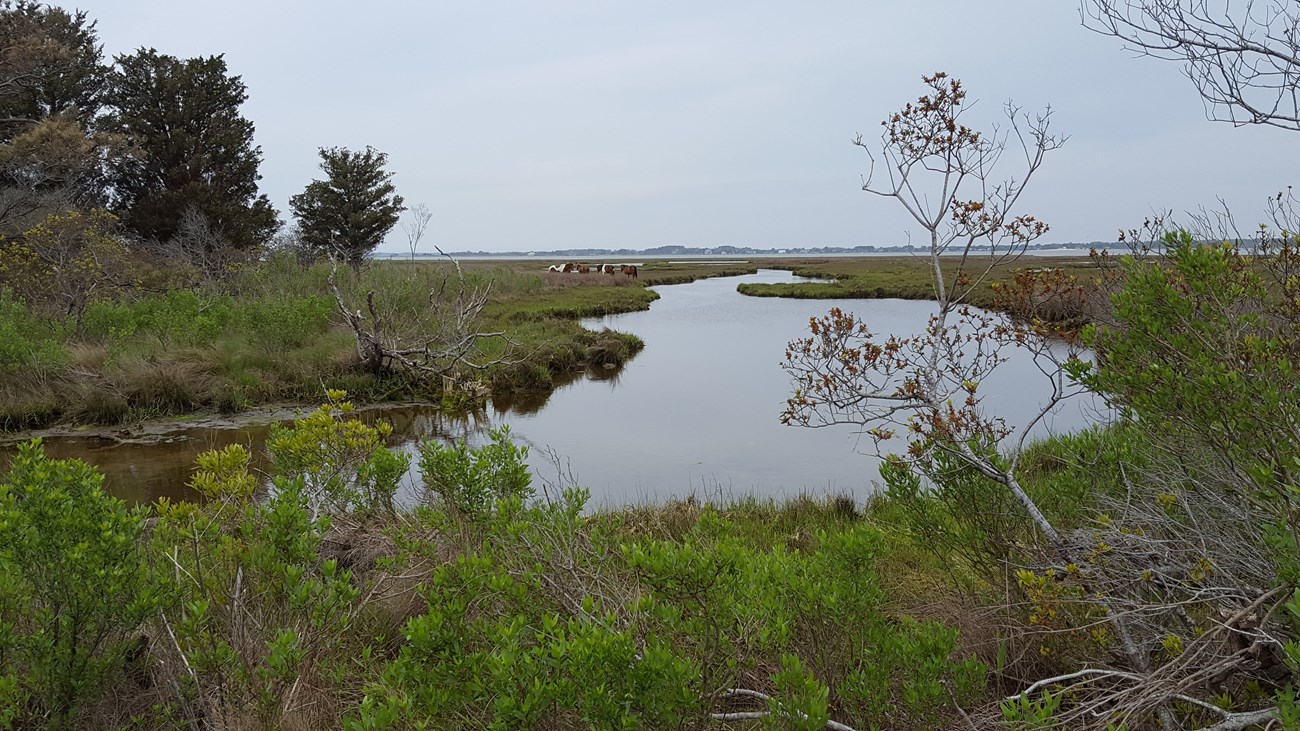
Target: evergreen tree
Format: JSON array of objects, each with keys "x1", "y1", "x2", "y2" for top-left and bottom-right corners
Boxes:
[
  {"x1": 290, "y1": 146, "x2": 405, "y2": 270},
  {"x1": 100, "y1": 49, "x2": 278, "y2": 252},
  {"x1": 0, "y1": 2, "x2": 112, "y2": 222},
  {"x1": 0, "y1": 1, "x2": 106, "y2": 134}
]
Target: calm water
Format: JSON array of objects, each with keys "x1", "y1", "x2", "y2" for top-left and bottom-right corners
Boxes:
[{"x1": 2, "y1": 270, "x2": 1103, "y2": 508}]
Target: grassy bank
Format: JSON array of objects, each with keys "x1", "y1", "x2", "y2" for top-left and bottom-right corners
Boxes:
[{"x1": 0, "y1": 256, "x2": 777, "y2": 431}]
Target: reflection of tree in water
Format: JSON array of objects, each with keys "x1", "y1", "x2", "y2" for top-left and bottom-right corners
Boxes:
[
  {"x1": 363, "y1": 405, "x2": 491, "y2": 445},
  {"x1": 491, "y1": 364, "x2": 626, "y2": 416},
  {"x1": 491, "y1": 390, "x2": 553, "y2": 416}
]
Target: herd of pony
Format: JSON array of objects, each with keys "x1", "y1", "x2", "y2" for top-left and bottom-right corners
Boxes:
[{"x1": 548, "y1": 262, "x2": 638, "y2": 279}]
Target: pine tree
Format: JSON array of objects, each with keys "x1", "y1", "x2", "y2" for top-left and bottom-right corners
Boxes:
[{"x1": 290, "y1": 146, "x2": 405, "y2": 270}]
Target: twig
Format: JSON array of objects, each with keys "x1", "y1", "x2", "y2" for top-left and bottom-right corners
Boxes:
[{"x1": 710, "y1": 688, "x2": 858, "y2": 731}]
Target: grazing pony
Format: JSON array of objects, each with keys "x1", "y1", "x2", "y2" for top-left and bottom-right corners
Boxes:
[
  {"x1": 620, "y1": 265, "x2": 638, "y2": 279},
  {"x1": 577, "y1": 265, "x2": 591, "y2": 274},
  {"x1": 562, "y1": 262, "x2": 578, "y2": 273},
  {"x1": 548, "y1": 264, "x2": 561, "y2": 272}
]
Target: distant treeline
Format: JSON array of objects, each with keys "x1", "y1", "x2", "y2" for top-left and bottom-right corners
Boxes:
[{"x1": 388, "y1": 241, "x2": 1108, "y2": 258}]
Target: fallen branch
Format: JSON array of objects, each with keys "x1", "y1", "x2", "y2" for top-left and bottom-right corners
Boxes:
[
  {"x1": 326, "y1": 254, "x2": 516, "y2": 377},
  {"x1": 710, "y1": 688, "x2": 858, "y2": 731}
]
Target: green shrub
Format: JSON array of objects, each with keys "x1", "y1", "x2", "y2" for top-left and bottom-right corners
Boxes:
[
  {"x1": 153, "y1": 443, "x2": 365, "y2": 728},
  {"x1": 351, "y1": 489, "x2": 703, "y2": 730},
  {"x1": 0, "y1": 291, "x2": 67, "y2": 374},
  {"x1": 418, "y1": 425, "x2": 532, "y2": 520},
  {"x1": 267, "y1": 391, "x2": 409, "y2": 515},
  {"x1": 0, "y1": 440, "x2": 158, "y2": 729},
  {"x1": 880, "y1": 442, "x2": 1032, "y2": 585},
  {"x1": 81, "y1": 289, "x2": 234, "y2": 350},
  {"x1": 625, "y1": 511, "x2": 984, "y2": 727},
  {"x1": 233, "y1": 295, "x2": 334, "y2": 353}
]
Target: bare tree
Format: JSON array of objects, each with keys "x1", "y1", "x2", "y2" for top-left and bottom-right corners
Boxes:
[
  {"x1": 165, "y1": 206, "x2": 239, "y2": 280},
  {"x1": 783, "y1": 72, "x2": 1074, "y2": 551},
  {"x1": 402, "y1": 202, "x2": 432, "y2": 262},
  {"x1": 1082, "y1": 0, "x2": 1300, "y2": 130},
  {"x1": 327, "y1": 248, "x2": 515, "y2": 385}
]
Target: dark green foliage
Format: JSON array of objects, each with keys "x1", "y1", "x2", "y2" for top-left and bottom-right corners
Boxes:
[
  {"x1": 81, "y1": 289, "x2": 234, "y2": 348},
  {"x1": 624, "y1": 511, "x2": 985, "y2": 728},
  {"x1": 79, "y1": 288, "x2": 335, "y2": 358},
  {"x1": 101, "y1": 49, "x2": 278, "y2": 251},
  {"x1": 1057, "y1": 235, "x2": 1300, "y2": 725},
  {"x1": 0, "y1": 440, "x2": 157, "y2": 729},
  {"x1": 235, "y1": 296, "x2": 335, "y2": 353},
  {"x1": 353, "y1": 531, "x2": 702, "y2": 729},
  {"x1": 354, "y1": 482, "x2": 983, "y2": 730},
  {"x1": 1014, "y1": 424, "x2": 1140, "y2": 529},
  {"x1": 1071, "y1": 236, "x2": 1299, "y2": 533},
  {"x1": 1071, "y1": 232, "x2": 1294, "y2": 546},
  {"x1": 290, "y1": 146, "x2": 405, "y2": 270},
  {"x1": 0, "y1": 401, "x2": 991, "y2": 729},
  {"x1": 153, "y1": 443, "x2": 366, "y2": 728}
]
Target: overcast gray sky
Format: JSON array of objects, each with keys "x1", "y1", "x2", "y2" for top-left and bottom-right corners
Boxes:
[{"x1": 92, "y1": 1, "x2": 1295, "y2": 252}]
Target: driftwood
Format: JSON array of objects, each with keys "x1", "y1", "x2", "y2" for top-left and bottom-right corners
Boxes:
[{"x1": 326, "y1": 248, "x2": 514, "y2": 378}]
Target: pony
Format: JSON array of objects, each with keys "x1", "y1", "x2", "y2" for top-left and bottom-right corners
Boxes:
[{"x1": 620, "y1": 265, "x2": 638, "y2": 279}]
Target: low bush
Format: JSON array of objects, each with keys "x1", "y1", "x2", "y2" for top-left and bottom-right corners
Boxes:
[
  {"x1": 0, "y1": 290, "x2": 67, "y2": 375},
  {"x1": 81, "y1": 289, "x2": 234, "y2": 351},
  {"x1": 0, "y1": 402, "x2": 999, "y2": 730},
  {"x1": 0, "y1": 441, "x2": 159, "y2": 729}
]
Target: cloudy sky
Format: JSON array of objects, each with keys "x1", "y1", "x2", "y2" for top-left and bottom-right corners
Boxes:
[{"x1": 92, "y1": 1, "x2": 1294, "y2": 252}]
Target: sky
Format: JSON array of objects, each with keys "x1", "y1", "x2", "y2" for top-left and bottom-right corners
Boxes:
[{"x1": 90, "y1": 1, "x2": 1296, "y2": 252}]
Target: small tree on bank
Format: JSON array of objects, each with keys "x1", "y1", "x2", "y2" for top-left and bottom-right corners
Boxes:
[
  {"x1": 782, "y1": 72, "x2": 1071, "y2": 545},
  {"x1": 290, "y1": 146, "x2": 405, "y2": 272}
]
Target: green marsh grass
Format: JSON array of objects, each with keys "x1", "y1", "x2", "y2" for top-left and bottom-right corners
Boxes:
[{"x1": 738, "y1": 255, "x2": 1099, "y2": 309}]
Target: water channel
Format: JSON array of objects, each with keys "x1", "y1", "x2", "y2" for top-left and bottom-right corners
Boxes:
[{"x1": 1, "y1": 270, "x2": 1105, "y2": 508}]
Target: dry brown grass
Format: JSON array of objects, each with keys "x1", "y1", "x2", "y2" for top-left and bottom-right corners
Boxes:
[{"x1": 538, "y1": 270, "x2": 639, "y2": 287}]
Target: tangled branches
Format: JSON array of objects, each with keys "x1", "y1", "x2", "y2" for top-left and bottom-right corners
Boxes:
[{"x1": 326, "y1": 248, "x2": 515, "y2": 380}]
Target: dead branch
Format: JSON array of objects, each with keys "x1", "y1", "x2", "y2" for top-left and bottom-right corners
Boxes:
[
  {"x1": 327, "y1": 254, "x2": 516, "y2": 381},
  {"x1": 1081, "y1": 0, "x2": 1300, "y2": 130},
  {"x1": 710, "y1": 688, "x2": 858, "y2": 731}
]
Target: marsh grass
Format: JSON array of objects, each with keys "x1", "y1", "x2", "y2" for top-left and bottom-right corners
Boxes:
[
  {"x1": 636, "y1": 261, "x2": 758, "y2": 285},
  {"x1": 0, "y1": 256, "x2": 670, "y2": 429},
  {"x1": 738, "y1": 256, "x2": 1099, "y2": 310}
]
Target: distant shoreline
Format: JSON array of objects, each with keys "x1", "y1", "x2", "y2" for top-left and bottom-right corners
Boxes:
[{"x1": 375, "y1": 246, "x2": 1104, "y2": 261}]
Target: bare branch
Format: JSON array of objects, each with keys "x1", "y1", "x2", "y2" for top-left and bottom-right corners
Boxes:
[
  {"x1": 710, "y1": 688, "x2": 859, "y2": 731},
  {"x1": 1082, "y1": 0, "x2": 1300, "y2": 130}
]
